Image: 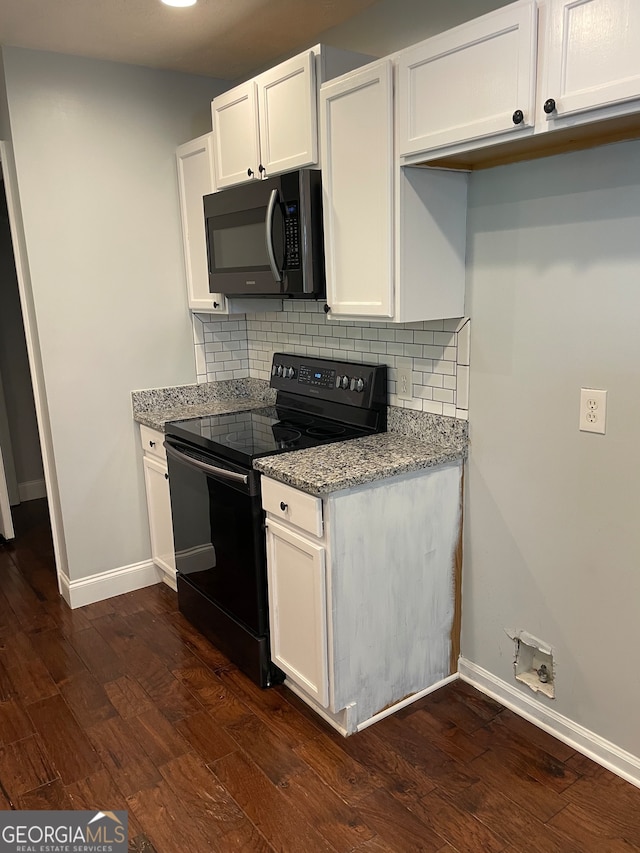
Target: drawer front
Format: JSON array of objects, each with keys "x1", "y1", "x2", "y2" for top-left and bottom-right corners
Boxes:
[
  {"x1": 261, "y1": 477, "x2": 323, "y2": 538},
  {"x1": 140, "y1": 425, "x2": 166, "y2": 462}
]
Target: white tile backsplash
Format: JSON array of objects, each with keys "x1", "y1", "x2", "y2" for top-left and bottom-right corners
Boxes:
[{"x1": 194, "y1": 303, "x2": 471, "y2": 418}]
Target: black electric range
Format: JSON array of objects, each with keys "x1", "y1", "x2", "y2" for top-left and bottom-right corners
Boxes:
[{"x1": 164, "y1": 353, "x2": 387, "y2": 687}]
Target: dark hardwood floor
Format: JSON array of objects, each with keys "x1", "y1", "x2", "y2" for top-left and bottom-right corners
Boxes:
[{"x1": 1, "y1": 499, "x2": 640, "y2": 852}]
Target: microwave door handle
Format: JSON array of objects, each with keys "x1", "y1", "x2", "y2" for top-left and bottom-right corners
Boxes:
[
  {"x1": 265, "y1": 188, "x2": 283, "y2": 283},
  {"x1": 164, "y1": 440, "x2": 249, "y2": 486}
]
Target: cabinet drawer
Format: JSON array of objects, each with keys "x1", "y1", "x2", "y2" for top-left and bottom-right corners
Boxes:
[
  {"x1": 139, "y1": 425, "x2": 166, "y2": 462},
  {"x1": 261, "y1": 477, "x2": 323, "y2": 538}
]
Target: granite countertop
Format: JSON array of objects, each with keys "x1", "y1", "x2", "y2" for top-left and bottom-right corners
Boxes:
[
  {"x1": 132, "y1": 378, "x2": 468, "y2": 493},
  {"x1": 134, "y1": 397, "x2": 268, "y2": 431},
  {"x1": 131, "y1": 377, "x2": 275, "y2": 431},
  {"x1": 254, "y1": 432, "x2": 466, "y2": 495}
]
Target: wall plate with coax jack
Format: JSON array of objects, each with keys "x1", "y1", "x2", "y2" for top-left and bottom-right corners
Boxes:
[{"x1": 579, "y1": 388, "x2": 607, "y2": 434}]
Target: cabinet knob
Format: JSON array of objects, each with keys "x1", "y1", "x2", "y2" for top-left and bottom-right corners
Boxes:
[
  {"x1": 213, "y1": 301, "x2": 220, "y2": 309},
  {"x1": 149, "y1": 440, "x2": 155, "y2": 448},
  {"x1": 279, "y1": 501, "x2": 288, "y2": 511},
  {"x1": 164, "y1": 473, "x2": 169, "y2": 480},
  {"x1": 512, "y1": 109, "x2": 524, "y2": 125},
  {"x1": 543, "y1": 98, "x2": 556, "y2": 115},
  {"x1": 258, "y1": 164, "x2": 265, "y2": 175},
  {"x1": 247, "y1": 167, "x2": 254, "y2": 177},
  {"x1": 323, "y1": 304, "x2": 331, "y2": 314}
]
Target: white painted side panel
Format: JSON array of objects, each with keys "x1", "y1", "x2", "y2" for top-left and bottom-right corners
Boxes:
[
  {"x1": 398, "y1": 0, "x2": 538, "y2": 156},
  {"x1": 395, "y1": 166, "x2": 468, "y2": 323},
  {"x1": 327, "y1": 462, "x2": 462, "y2": 723},
  {"x1": 544, "y1": 0, "x2": 640, "y2": 121}
]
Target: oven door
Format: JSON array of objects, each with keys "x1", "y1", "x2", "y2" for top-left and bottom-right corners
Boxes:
[{"x1": 164, "y1": 437, "x2": 268, "y2": 637}]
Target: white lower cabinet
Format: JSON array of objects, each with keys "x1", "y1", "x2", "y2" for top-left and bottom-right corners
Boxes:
[
  {"x1": 265, "y1": 519, "x2": 329, "y2": 707},
  {"x1": 139, "y1": 426, "x2": 176, "y2": 589},
  {"x1": 261, "y1": 462, "x2": 463, "y2": 735}
]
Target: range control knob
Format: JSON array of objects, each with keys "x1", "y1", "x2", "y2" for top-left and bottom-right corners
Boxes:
[
  {"x1": 335, "y1": 375, "x2": 342, "y2": 389},
  {"x1": 276, "y1": 364, "x2": 283, "y2": 377},
  {"x1": 285, "y1": 366, "x2": 295, "y2": 379},
  {"x1": 355, "y1": 377, "x2": 365, "y2": 392},
  {"x1": 350, "y1": 377, "x2": 356, "y2": 391},
  {"x1": 340, "y1": 375, "x2": 350, "y2": 390},
  {"x1": 271, "y1": 364, "x2": 277, "y2": 376}
]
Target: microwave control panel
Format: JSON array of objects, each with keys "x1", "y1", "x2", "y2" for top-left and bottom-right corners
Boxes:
[{"x1": 283, "y1": 202, "x2": 300, "y2": 270}]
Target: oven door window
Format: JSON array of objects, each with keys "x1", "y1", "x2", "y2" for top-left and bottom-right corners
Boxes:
[{"x1": 167, "y1": 451, "x2": 267, "y2": 636}]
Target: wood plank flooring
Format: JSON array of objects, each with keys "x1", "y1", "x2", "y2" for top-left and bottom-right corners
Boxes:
[{"x1": 2, "y1": 499, "x2": 640, "y2": 852}]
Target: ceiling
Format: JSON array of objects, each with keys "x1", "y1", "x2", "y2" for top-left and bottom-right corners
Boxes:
[{"x1": 0, "y1": 0, "x2": 382, "y2": 81}]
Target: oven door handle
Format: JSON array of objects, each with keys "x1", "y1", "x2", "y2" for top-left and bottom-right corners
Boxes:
[
  {"x1": 265, "y1": 188, "x2": 283, "y2": 283},
  {"x1": 164, "y1": 439, "x2": 249, "y2": 485}
]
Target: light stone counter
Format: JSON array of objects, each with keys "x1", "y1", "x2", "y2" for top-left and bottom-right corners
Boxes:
[
  {"x1": 131, "y1": 378, "x2": 275, "y2": 431},
  {"x1": 254, "y1": 431, "x2": 466, "y2": 496},
  {"x1": 131, "y1": 379, "x2": 468, "y2": 491}
]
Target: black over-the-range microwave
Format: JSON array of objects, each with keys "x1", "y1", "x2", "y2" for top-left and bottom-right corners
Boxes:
[{"x1": 203, "y1": 169, "x2": 325, "y2": 298}]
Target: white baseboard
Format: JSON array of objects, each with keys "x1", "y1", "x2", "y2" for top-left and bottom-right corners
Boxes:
[
  {"x1": 459, "y1": 657, "x2": 640, "y2": 790},
  {"x1": 61, "y1": 559, "x2": 162, "y2": 609},
  {"x1": 18, "y1": 478, "x2": 47, "y2": 502}
]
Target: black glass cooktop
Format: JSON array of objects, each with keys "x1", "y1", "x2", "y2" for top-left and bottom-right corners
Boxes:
[{"x1": 166, "y1": 406, "x2": 374, "y2": 467}]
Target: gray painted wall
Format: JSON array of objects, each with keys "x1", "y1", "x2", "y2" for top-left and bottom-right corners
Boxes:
[
  {"x1": 463, "y1": 139, "x2": 640, "y2": 758},
  {"x1": 317, "y1": 0, "x2": 513, "y2": 57},
  {"x1": 2, "y1": 47, "x2": 227, "y2": 581}
]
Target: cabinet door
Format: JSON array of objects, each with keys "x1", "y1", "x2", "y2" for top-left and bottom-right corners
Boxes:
[
  {"x1": 212, "y1": 81, "x2": 261, "y2": 188},
  {"x1": 176, "y1": 134, "x2": 227, "y2": 314},
  {"x1": 142, "y1": 455, "x2": 176, "y2": 584},
  {"x1": 320, "y1": 59, "x2": 394, "y2": 319},
  {"x1": 543, "y1": 0, "x2": 640, "y2": 121},
  {"x1": 398, "y1": 0, "x2": 537, "y2": 156},
  {"x1": 257, "y1": 50, "x2": 318, "y2": 177},
  {"x1": 265, "y1": 519, "x2": 328, "y2": 707}
]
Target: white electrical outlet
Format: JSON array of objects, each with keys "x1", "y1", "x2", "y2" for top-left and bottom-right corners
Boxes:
[
  {"x1": 579, "y1": 388, "x2": 607, "y2": 434},
  {"x1": 397, "y1": 358, "x2": 413, "y2": 401}
]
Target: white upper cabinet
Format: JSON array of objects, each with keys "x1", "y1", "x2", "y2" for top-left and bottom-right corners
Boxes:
[
  {"x1": 321, "y1": 60, "x2": 394, "y2": 319},
  {"x1": 211, "y1": 45, "x2": 372, "y2": 190},
  {"x1": 176, "y1": 134, "x2": 269, "y2": 315},
  {"x1": 257, "y1": 52, "x2": 318, "y2": 178},
  {"x1": 399, "y1": 0, "x2": 640, "y2": 167},
  {"x1": 398, "y1": 0, "x2": 538, "y2": 158},
  {"x1": 542, "y1": 0, "x2": 640, "y2": 124},
  {"x1": 211, "y1": 82, "x2": 261, "y2": 189},
  {"x1": 320, "y1": 59, "x2": 467, "y2": 323},
  {"x1": 175, "y1": 134, "x2": 226, "y2": 313}
]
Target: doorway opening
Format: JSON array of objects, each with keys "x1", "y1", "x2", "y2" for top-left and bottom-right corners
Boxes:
[{"x1": 0, "y1": 176, "x2": 50, "y2": 553}]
